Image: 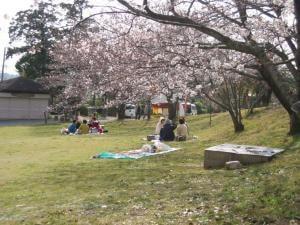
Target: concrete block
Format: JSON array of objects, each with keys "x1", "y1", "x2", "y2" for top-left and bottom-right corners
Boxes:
[
  {"x1": 225, "y1": 161, "x2": 242, "y2": 170},
  {"x1": 204, "y1": 144, "x2": 284, "y2": 169}
]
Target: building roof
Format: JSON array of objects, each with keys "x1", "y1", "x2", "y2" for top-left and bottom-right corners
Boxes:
[
  {"x1": 0, "y1": 77, "x2": 49, "y2": 94},
  {"x1": 151, "y1": 94, "x2": 168, "y2": 104}
]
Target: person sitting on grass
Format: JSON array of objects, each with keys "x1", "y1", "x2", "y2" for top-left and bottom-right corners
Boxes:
[
  {"x1": 176, "y1": 118, "x2": 188, "y2": 141},
  {"x1": 159, "y1": 119, "x2": 177, "y2": 141},
  {"x1": 90, "y1": 120, "x2": 104, "y2": 134},
  {"x1": 180, "y1": 117, "x2": 189, "y2": 134},
  {"x1": 155, "y1": 117, "x2": 165, "y2": 135},
  {"x1": 61, "y1": 120, "x2": 77, "y2": 135},
  {"x1": 76, "y1": 120, "x2": 81, "y2": 129},
  {"x1": 88, "y1": 114, "x2": 105, "y2": 134},
  {"x1": 89, "y1": 113, "x2": 98, "y2": 125},
  {"x1": 77, "y1": 119, "x2": 89, "y2": 134}
]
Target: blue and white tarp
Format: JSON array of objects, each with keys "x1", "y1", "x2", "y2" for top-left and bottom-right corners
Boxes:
[{"x1": 95, "y1": 148, "x2": 181, "y2": 159}]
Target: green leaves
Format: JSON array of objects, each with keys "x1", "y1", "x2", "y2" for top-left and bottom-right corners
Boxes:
[{"x1": 8, "y1": 0, "x2": 91, "y2": 79}]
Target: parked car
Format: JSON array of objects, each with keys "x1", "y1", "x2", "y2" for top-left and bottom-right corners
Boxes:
[
  {"x1": 178, "y1": 102, "x2": 197, "y2": 117},
  {"x1": 125, "y1": 104, "x2": 136, "y2": 118}
]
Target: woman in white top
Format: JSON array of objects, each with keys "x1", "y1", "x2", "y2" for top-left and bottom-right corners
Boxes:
[{"x1": 155, "y1": 117, "x2": 165, "y2": 134}]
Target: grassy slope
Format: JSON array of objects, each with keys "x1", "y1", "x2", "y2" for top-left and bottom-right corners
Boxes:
[{"x1": 0, "y1": 107, "x2": 299, "y2": 225}]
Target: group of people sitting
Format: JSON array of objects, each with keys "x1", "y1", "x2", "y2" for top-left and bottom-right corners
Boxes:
[
  {"x1": 61, "y1": 113, "x2": 187, "y2": 141},
  {"x1": 155, "y1": 116, "x2": 188, "y2": 141},
  {"x1": 61, "y1": 114, "x2": 105, "y2": 135}
]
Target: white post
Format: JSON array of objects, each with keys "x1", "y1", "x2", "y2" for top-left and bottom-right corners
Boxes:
[{"x1": 1, "y1": 47, "x2": 6, "y2": 82}]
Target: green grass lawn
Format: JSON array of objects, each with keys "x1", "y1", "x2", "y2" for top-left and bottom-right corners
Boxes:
[{"x1": 0, "y1": 107, "x2": 299, "y2": 225}]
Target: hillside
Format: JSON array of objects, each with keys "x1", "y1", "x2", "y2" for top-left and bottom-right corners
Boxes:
[
  {"x1": 2, "y1": 73, "x2": 18, "y2": 80},
  {"x1": 0, "y1": 107, "x2": 299, "y2": 225}
]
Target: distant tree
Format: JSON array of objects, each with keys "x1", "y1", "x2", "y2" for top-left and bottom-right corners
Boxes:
[
  {"x1": 245, "y1": 82, "x2": 272, "y2": 117},
  {"x1": 59, "y1": 0, "x2": 92, "y2": 39},
  {"x1": 8, "y1": 0, "x2": 91, "y2": 79},
  {"x1": 8, "y1": 0, "x2": 60, "y2": 79},
  {"x1": 60, "y1": 0, "x2": 90, "y2": 22}
]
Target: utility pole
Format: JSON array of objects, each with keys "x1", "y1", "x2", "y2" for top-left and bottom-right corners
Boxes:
[
  {"x1": 209, "y1": 101, "x2": 212, "y2": 127},
  {"x1": 1, "y1": 47, "x2": 6, "y2": 82}
]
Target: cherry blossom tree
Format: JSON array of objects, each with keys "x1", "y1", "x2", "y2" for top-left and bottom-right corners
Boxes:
[
  {"x1": 110, "y1": 0, "x2": 299, "y2": 134},
  {"x1": 46, "y1": 13, "x2": 264, "y2": 131},
  {"x1": 137, "y1": 25, "x2": 268, "y2": 131},
  {"x1": 46, "y1": 4, "x2": 281, "y2": 133},
  {"x1": 44, "y1": 16, "x2": 162, "y2": 114}
]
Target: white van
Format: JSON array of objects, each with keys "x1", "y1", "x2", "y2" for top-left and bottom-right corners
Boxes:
[
  {"x1": 191, "y1": 104, "x2": 197, "y2": 115},
  {"x1": 179, "y1": 103, "x2": 197, "y2": 117},
  {"x1": 124, "y1": 104, "x2": 136, "y2": 118}
]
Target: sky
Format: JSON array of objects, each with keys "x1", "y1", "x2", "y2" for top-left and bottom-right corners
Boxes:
[
  {"x1": 0, "y1": 0, "x2": 118, "y2": 75},
  {"x1": 0, "y1": 0, "x2": 36, "y2": 75}
]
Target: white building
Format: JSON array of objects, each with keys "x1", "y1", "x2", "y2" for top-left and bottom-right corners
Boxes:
[{"x1": 0, "y1": 77, "x2": 49, "y2": 119}]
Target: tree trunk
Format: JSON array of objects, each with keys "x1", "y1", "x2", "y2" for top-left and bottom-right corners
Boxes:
[
  {"x1": 101, "y1": 108, "x2": 107, "y2": 119},
  {"x1": 232, "y1": 117, "x2": 244, "y2": 132},
  {"x1": 295, "y1": 0, "x2": 300, "y2": 86},
  {"x1": 246, "y1": 88, "x2": 271, "y2": 117},
  {"x1": 147, "y1": 100, "x2": 151, "y2": 120},
  {"x1": 289, "y1": 112, "x2": 300, "y2": 134},
  {"x1": 289, "y1": 0, "x2": 300, "y2": 134},
  {"x1": 168, "y1": 101, "x2": 176, "y2": 122},
  {"x1": 117, "y1": 103, "x2": 125, "y2": 120},
  {"x1": 261, "y1": 88, "x2": 272, "y2": 106},
  {"x1": 229, "y1": 111, "x2": 244, "y2": 132},
  {"x1": 260, "y1": 62, "x2": 300, "y2": 135}
]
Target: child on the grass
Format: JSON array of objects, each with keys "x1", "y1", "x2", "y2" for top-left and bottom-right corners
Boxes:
[
  {"x1": 176, "y1": 118, "x2": 188, "y2": 141},
  {"x1": 61, "y1": 120, "x2": 77, "y2": 135},
  {"x1": 77, "y1": 119, "x2": 89, "y2": 134}
]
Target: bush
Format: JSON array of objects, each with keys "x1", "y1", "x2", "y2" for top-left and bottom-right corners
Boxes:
[
  {"x1": 78, "y1": 105, "x2": 88, "y2": 116},
  {"x1": 107, "y1": 107, "x2": 117, "y2": 117}
]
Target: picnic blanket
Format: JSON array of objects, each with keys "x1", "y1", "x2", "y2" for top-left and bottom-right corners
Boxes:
[{"x1": 95, "y1": 147, "x2": 181, "y2": 159}]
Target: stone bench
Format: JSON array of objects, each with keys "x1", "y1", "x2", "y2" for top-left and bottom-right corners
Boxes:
[{"x1": 204, "y1": 143, "x2": 284, "y2": 169}]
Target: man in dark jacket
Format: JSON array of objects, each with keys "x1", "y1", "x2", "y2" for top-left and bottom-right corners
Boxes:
[
  {"x1": 136, "y1": 104, "x2": 141, "y2": 120},
  {"x1": 159, "y1": 119, "x2": 177, "y2": 141}
]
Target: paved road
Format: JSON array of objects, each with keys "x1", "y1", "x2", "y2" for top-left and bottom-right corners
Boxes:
[{"x1": 0, "y1": 119, "x2": 55, "y2": 126}]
